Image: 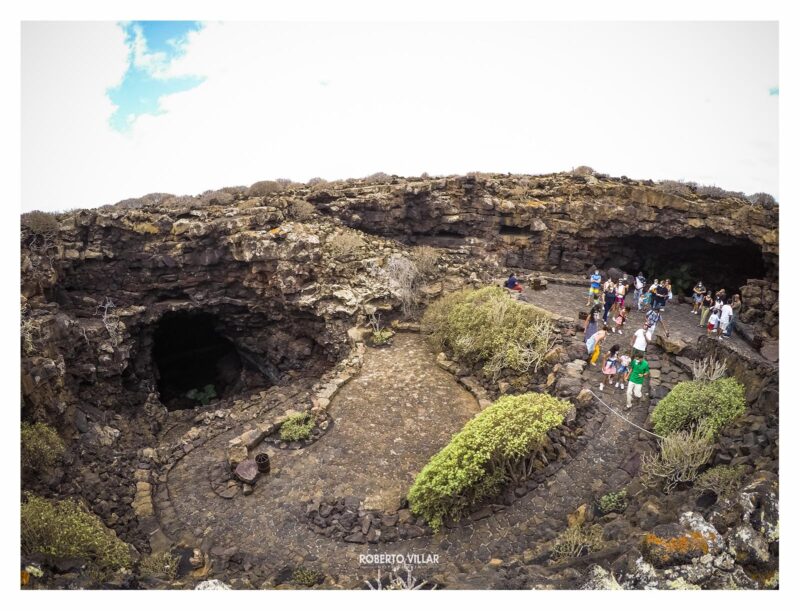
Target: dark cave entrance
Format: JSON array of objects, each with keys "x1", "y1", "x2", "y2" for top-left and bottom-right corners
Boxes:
[
  {"x1": 152, "y1": 311, "x2": 243, "y2": 410},
  {"x1": 599, "y1": 235, "x2": 766, "y2": 296}
]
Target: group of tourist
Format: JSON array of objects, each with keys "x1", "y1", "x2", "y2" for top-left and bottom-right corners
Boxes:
[
  {"x1": 505, "y1": 268, "x2": 743, "y2": 409},
  {"x1": 690, "y1": 281, "x2": 742, "y2": 338},
  {"x1": 583, "y1": 269, "x2": 725, "y2": 409},
  {"x1": 583, "y1": 296, "x2": 657, "y2": 408},
  {"x1": 588, "y1": 270, "x2": 675, "y2": 313}
]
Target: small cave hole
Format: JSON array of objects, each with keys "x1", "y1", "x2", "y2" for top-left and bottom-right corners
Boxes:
[{"x1": 152, "y1": 311, "x2": 242, "y2": 410}]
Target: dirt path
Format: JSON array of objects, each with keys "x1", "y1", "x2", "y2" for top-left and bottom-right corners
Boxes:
[{"x1": 154, "y1": 322, "x2": 685, "y2": 588}]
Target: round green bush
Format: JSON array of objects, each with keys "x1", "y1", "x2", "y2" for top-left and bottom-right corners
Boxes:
[
  {"x1": 21, "y1": 494, "x2": 132, "y2": 572},
  {"x1": 408, "y1": 392, "x2": 572, "y2": 531},
  {"x1": 421, "y1": 286, "x2": 554, "y2": 379},
  {"x1": 650, "y1": 377, "x2": 746, "y2": 438}
]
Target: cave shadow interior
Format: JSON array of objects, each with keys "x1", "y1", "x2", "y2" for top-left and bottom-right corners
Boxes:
[
  {"x1": 599, "y1": 235, "x2": 767, "y2": 296},
  {"x1": 152, "y1": 311, "x2": 242, "y2": 410}
]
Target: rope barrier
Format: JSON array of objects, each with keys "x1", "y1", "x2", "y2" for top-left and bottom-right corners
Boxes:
[{"x1": 587, "y1": 389, "x2": 665, "y2": 440}]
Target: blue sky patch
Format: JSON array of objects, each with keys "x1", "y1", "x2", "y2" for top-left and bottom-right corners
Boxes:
[
  {"x1": 769, "y1": 86, "x2": 779, "y2": 96},
  {"x1": 108, "y1": 21, "x2": 205, "y2": 132}
]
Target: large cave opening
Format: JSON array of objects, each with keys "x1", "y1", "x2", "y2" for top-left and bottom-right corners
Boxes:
[
  {"x1": 598, "y1": 235, "x2": 766, "y2": 296},
  {"x1": 152, "y1": 311, "x2": 243, "y2": 410}
]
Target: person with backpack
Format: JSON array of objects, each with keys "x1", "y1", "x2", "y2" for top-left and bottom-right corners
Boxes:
[{"x1": 646, "y1": 307, "x2": 670, "y2": 339}]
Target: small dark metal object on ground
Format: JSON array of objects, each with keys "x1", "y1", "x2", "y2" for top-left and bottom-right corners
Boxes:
[{"x1": 256, "y1": 452, "x2": 271, "y2": 474}]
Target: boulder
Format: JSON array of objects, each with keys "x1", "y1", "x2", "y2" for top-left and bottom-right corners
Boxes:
[
  {"x1": 234, "y1": 459, "x2": 259, "y2": 485},
  {"x1": 760, "y1": 341, "x2": 778, "y2": 362},
  {"x1": 195, "y1": 579, "x2": 231, "y2": 590},
  {"x1": 641, "y1": 523, "x2": 711, "y2": 568},
  {"x1": 653, "y1": 334, "x2": 687, "y2": 355},
  {"x1": 727, "y1": 524, "x2": 772, "y2": 567}
]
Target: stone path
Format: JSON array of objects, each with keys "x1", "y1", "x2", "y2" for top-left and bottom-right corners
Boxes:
[
  {"x1": 159, "y1": 334, "x2": 484, "y2": 580},
  {"x1": 152, "y1": 319, "x2": 687, "y2": 588}
]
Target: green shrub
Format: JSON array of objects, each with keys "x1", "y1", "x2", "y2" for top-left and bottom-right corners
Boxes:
[
  {"x1": 291, "y1": 566, "x2": 323, "y2": 587},
  {"x1": 650, "y1": 377, "x2": 745, "y2": 439},
  {"x1": 421, "y1": 286, "x2": 555, "y2": 380},
  {"x1": 371, "y1": 329, "x2": 394, "y2": 346},
  {"x1": 695, "y1": 465, "x2": 747, "y2": 497},
  {"x1": 139, "y1": 551, "x2": 180, "y2": 580},
  {"x1": 551, "y1": 523, "x2": 604, "y2": 560},
  {"x1": 21, "y1": 422, "x2": 65, "y2": 471},
  {"x1": 21, "y1": 494, "x2": 132, "y2": 572},
  {"x1": 280, "y1": 413, "x2": 314, "y2": 442},
  {"x1": 640, "y1": 429, "x2": 714, "y2": 493},
  {"x1": 408, "y1": 392, "x2": 572, "y2": 531},
  {"x1": 598, "y1": 489, "x2": 628, "y2": 515}
]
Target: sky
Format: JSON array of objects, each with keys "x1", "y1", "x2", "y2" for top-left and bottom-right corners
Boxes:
[{"x1": 21, "y1": 21, "x2": 778, "y2": 211}]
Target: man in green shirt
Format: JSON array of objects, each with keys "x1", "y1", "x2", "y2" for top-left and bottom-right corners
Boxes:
[{"x1": 626, "y1": 355, "x2": 650, "y2": 408}]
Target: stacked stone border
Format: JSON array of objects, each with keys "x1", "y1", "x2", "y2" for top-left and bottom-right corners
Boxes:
[{"x1": 134, "y1": 329, "x2": 367, "y2": 556}]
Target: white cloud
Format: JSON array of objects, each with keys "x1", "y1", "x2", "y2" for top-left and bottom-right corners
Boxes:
[{"x1": 22, "y1": 21, "x2": 778, "y2": 211}]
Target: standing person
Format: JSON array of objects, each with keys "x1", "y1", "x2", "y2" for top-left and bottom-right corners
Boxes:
[
  {"x1": 584, "y1": 305, "x2": 602, "y2": 342},
  {"x1": 602, "y1": 278, "x2": 617, "y2": 323},
  {"x1": 613, "y1": 306, "x2": 628, "y2": 335},
  {"x1": 719, "y1": 299, "x2": 734, "y2": 339},
  {"x1": 692, "y1": 281, "x2": 707, "y2": 314},
  {"x1": 613, "y1": 278, "x2": 627, "y2": 316},
  {"x1": 626, "y1": 354, "x2": 650, "y2": 408},
  {"x1": 648, "y1": 278, "x2": 659, "y2": 298},
  {"x1": 646, "y1": 306, "x2": 670, "y2": 339},
  {"x1": 631, "y1": 323, "x2": 649, "y2": 358},
  {"x1": 707, "y1": 308, "x2": 721, "y2": 337},
  {"x1": 699, "y1": 292, "x2": 714, "y2": 328},
  {"x1": 725, "y1": 294, "x2": 742, "y2": 337},
  {"x1": 586, "y1": 326, "x2": 609, "y2": 366},
  {"x1": 633, "y1": 272, "x2": 646, "y2": 311},
  {"x1": 665, "y1": 279, "x2": 673, "y2": 304},
  {"x1": 715, "y1": 288, "x2": 727, "y2": 310},
  {"x1": 616, "y1": 353, "x2": 631, "y2": 389},
  {"x1": 600, "y1": 344, "x2": 621, "y2": 391},
  {"x1": 654, "y1": 281, "x2": 670, "y2": 311},
  {"x1": 505, "y1": 273, "x2": 523, "y2": 292},
  {"x1": 587, "y1": 270, "x2": 602, "y2": 307}
]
